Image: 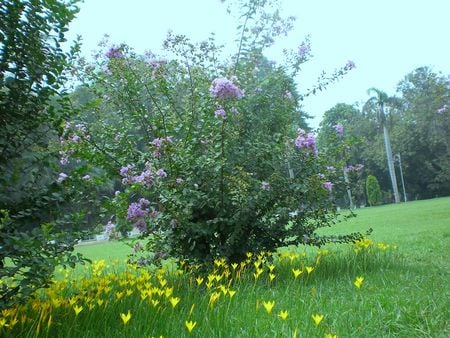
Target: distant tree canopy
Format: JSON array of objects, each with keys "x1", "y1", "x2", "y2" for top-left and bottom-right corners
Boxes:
[{"x1": 317, "y1": 67, "x2": 450, "y2": 202}]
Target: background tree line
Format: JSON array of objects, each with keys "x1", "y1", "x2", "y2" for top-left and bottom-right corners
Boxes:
[{"x1": 317, "y1": 66, "x2": 450, "y2": 205}]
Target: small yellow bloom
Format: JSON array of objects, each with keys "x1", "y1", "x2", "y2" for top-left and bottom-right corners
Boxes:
[
  {"x1": 268, "y1": 264, "x2": 275, "y2": 272},
  {"x1": 306, "y1": 266, "x2": 315, "y2": 274},
  {"x1": 169, "y1": 297, "x2": 180, "y2": 308},
  {"x1": 354, "y1": 276, "x2": 364, "y2": 289},
  {"x1": 231, "y1": 263, "x2": 238, "y2": 270},
  {"x1": 269, "y1": 273, "x2": 276, "y2": 282},
  {"x1": 228, "y1": 290, "x2": 236, "y2": 298},
  {"x1": 292, "y1": 268, "x2": 302, "y2": 279},
  {"x1": 209, "y1": 292, "x2": 220, "y2": 307},
  {"x1": 262, "y1": 300, "x2": 275, "y2": 314},
  {"x1": 0, "y1": 318, "x2": 9, "y2": 328},
  {"x1": 73, "y1": 305, "x2": 83, "y2": 316},
  {"x1": 126, "y1": 289, "x2": 133, "y2": 297},
  {"x1": 69, "y1": 297, "x2": 77, "y2": 306},
  {"x1": 325, "y1": 334, "x2": 339, "y2": 338},
  {"x1": 97, "y1": 299, "x2": 104, "y2": 306},
  {"x1": 311, "y1": 313, "x2": 324, "y2": 326},
  {"x1": 278, "y1": 310, "x2": 288, "y2": 320},
  {"x1": 115, "y1": 291, "x2": 124, "y2": 300},
  {"x1": 151, "y1": 299, "x2": 160, "y2": 307},
  {"x1": 164, "y1": 287, "x2": 173, "y2": 298},
  {"x1": 185, "y1": 320, "x2": 197, "y2": 333},
  {"x1": 120, "y1": 310, "x2": 131, "y2": 325},
  {"x1": 196, "y1": 276, "x2": 204, "y2": 286}
]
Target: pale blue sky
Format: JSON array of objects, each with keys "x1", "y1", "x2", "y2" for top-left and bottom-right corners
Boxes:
[{"x1": 67, "y1": 0, "x2": 450, "y2": 129}]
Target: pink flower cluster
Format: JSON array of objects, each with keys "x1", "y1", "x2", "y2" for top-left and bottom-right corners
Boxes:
[
  {"x1": 295, "y1": 129, "x2": 317, "y2": 154},
  {"x1": 150, "y1": 136, "x2": 173, "y2": 158},
  {"x1": 127, "y1": 198, "x2": 150, "y2": 232},
  {"x1": 120, "y1": 162, "x2": 167, "y2": 187},
  {"x1": 334, "y1": 123, "x2": 344, "y2": 137},
  {"x1": 210, "y1": 77, "x2": 244, "y2": 100}
]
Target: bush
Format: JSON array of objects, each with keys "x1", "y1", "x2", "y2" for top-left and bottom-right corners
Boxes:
[
  {"x1": 68, "y1": 0, "x2": 363, "y2": 264},
  {"x1": 366, "y1": 175, "x2": 382, "y2": 206}
]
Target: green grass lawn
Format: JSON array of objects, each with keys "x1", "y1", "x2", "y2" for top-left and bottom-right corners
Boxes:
[{"x1": 3, "y1": 197, "x2": 449, "y2": 337}]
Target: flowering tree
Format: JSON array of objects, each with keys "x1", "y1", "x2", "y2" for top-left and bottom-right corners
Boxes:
[{"x1": 67, "y1": 0, "x2": 363, "y2": 263}]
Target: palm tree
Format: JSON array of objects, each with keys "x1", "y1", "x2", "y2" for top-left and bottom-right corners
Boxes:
[{"x1": 364, "y1": 88, "x2": 400, "y2": 203}]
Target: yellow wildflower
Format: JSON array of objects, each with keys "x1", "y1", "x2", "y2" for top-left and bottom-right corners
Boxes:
[
  {"x1": 311, "y1": 313, "x2": 324, "y2": 326},
  {"x1": 185, "y1": 320, "x2": 197, "y2": 333},
  {"x1": 278, "y1": 310, "x2": 289, "y2": 320},
  {"x1": 120, "y1": 310, "x2": 131, "y2": 325},
  {"x1": 169, "y1": 297, "x2": 180, "y2": 308},
  {"x1": 292, "y1": 268, "x2": 302, "y2": 279},
  {"x1": 306, "y1": 266, "x2": 315, "y2": 274},
  {"x1": 73, "y1": 305, "x2": 83, "y2": 316},
  {"x1": 262, "y1": 300, "x2": 275, "y2": 314},
  {"x1": 354, "y1": 276, "x2": 364, "y2": 289}
]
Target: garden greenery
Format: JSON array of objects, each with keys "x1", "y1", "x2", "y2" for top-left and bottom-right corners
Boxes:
[{"x1": 65, "y1": 0, "x2": 365, "y2": 264}]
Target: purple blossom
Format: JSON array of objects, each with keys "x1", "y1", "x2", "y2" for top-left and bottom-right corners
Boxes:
[
  {"x1": 261, "y1": 181, "x2": 271, "y2": 191},
  {"x1": 323, "y1": 181, "x2": 334, "y2": 191},
  {"x1": 214, "y1": 107, "x2": 227, "y2": 119},
  {"x1": 120, "y1": 164, "x2": 135, "y2": 177},
  {"x1": 284, "y1": 90, "x2": 293, "y2": 99},
  {"x1": 334, "y1": 123, "x2": 344, "y2": 137},
  {"x1": 105, "y1": 46, "x2": 123, "y2": 59},
  {"x1": 133, "y1": 169, "x2": 154, "y2": 187},
  {"x1": 74, "y1": 123, "x2": 87, "y2": 134},
  {"x1": 210, "y1": 77, "x2": 244, "y2": 100},
  {"x1": 104, "y1": 221, "x2": 116, "y2": 238},
  {"x1": 176, "y1": 177, "x2": 184, "y2": 185},
  {"x1": 346, "y1": 60, "x2": 356, "y2": 70},
  {"x1": 60, "y1": 155, "x2": 69, "y2": 165},
  {"x1": 57, "y1": 172, "x2": 68, "y2": 183},
  {"x1": 127, "y1": 202, "x2": 149, "y2": 222},
  {"x1": 298, "y1": 41, "x2": 311, "y2": 58},
  {"x1": 134, "y1": 219, "x2": 147, "y2": 232},
  {"x1": 139, "y1": 198, "x2": 150, "y2": 207},
  {"x1": 156, "y1": 169, "x2": 167, "y2": 178},
  {"x1": 82, "y1": 174, "x2": 91, "y2": 180},
  {"x1": 70, "y1": 135, "x2": 81, "y2": 143},
  {"x1": 295, "y1": 129, "x2": 317, "y2": 154}
]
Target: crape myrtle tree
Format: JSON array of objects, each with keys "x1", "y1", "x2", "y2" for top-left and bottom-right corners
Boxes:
[
  {"x1": 67, "y1": 0, "x2": 365, "y2": 264},
  {"x1": 0, "y1": 0, "x2": 87, "y2": 310}
]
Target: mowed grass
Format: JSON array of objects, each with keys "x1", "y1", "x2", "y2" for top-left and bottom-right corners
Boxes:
[{"x1": 2, "y1": 197, "x2": 449, "y2": 337}]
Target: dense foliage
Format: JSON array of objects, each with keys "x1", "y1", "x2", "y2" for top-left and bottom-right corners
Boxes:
[{"x1": 0, "y1": 0, "x2": 86, "y2": 310}]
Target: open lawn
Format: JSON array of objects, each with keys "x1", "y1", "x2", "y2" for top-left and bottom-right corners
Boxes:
[{"x1": 2, "y1": 197, "x2": 449, "y2": 337}]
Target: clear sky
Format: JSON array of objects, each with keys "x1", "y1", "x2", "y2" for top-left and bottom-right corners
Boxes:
[{"x1": 67, "y1": 0, "x2": 450, "y2": 129}]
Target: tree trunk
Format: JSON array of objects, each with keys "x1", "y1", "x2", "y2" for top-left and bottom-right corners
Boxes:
[{"x1": 382, "y1": 124, "x2": 400, "y2": 203}]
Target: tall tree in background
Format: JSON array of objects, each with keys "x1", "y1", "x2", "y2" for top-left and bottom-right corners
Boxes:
[
  {"x1": 364, "y1": 88, "x2": 401, "y2": 203},
  {"x1": 394, "y1": 67, "x2": 450, "y2": 198}
]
